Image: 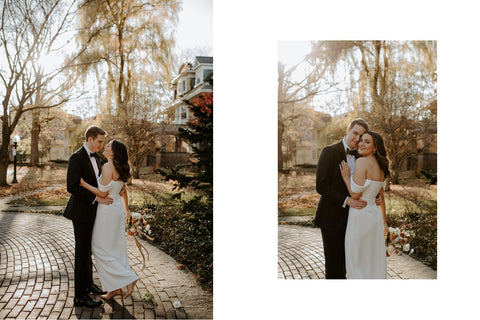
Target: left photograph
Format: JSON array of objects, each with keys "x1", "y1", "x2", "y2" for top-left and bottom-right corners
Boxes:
[{"x1": 0, "y1": 0, "x2": 213, "y2": 319}]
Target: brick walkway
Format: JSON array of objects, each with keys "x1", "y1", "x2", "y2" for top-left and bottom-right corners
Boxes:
[
  {"x1": 0, "y1": 211, "x2": 212, "y2": 319},
  {"x1": 278, "y1": 224, "x2": 436, "y2": 279}
]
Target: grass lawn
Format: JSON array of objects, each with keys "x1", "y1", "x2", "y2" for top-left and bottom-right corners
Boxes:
[
  {"x1": 1, "y1": 165, "x2": 68, "y2": 198},
  {"x1": 3, "y1": 166, "x2": 197, "y2": 210},
  {"x1": 279, "y1": 207, "x2": 316, "y2": 217},
  {"x1": 278, "y1": 171, "x2": 437, "y2": 218}
]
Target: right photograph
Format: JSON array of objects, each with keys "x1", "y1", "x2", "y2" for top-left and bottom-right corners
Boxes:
[{"x1": 278, "y1": 40, "x2": 437, "y2": 280}]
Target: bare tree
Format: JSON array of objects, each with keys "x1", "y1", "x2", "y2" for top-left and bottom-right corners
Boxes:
[
  {"x1": 278, "y1": 52, "x2": 339, "y2": 170},
  {"x1": 73, "y1": 0, "x2": 180, "y2": 177},
  {"x1": 309, "y1": 41, "x2": 437, "y2": 184},
  {"x1": 106, "y1": 94, "x2": 167, "y2": 179},
  {"x1": 75, "y1": 0, "x2": 179, "y2": 116},
  {"x1": 0, "y1": 0, "x2": 84, "y2": 185}
]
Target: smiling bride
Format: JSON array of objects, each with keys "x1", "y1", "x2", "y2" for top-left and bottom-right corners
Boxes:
[{"x1": 339, "y1": 131, "x2": 390, "y2": 279}]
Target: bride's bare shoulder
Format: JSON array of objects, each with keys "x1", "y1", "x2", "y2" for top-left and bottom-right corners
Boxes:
[
  {"x1": 354, "y1": 157, "x2": 370, "y2": 168},
  {"x1": 102, "y1": 162, "x2": 114, "y2": 172}
]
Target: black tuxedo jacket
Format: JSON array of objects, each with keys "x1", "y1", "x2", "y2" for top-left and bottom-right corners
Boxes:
[
  {"x1": 314, "y1": 140, "x2": 350, "y2": 231},
  {"x1": 64, "y1": 147, "x2": 102, "y2": 223}
]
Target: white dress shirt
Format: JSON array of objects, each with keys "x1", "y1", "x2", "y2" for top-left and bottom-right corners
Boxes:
[
  {"x1": 83, "y1": 144, "x2": 100, "y2": 204},
  {"x1": 83, "y1": 144, "x2": 100, "y2": 177},
  {"x1": 342, "y1": 139, "x2": 356, "y2": 177}
]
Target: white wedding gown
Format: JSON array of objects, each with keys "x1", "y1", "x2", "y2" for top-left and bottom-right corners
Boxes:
[
  {"x1": 345, "y1": 178, "x2": 387, "y2": 279},
  {"x1": 92, "y1": 178, "x2": 138, "y2": 291}
]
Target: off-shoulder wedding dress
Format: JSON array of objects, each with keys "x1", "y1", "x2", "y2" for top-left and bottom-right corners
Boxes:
[
  {"x1": 345, "y1": 178, "x2": 387, "y2": 279},
  {"x1": 91, "y1": 178, "x2": 138, "y2": 291}
]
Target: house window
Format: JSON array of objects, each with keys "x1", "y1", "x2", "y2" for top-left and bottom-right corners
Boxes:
[
  {"x1": 190, "y1": 78, "x2": 195, "y2": 90},
  {"x1": 182, "y1": 79, "x2": 187, "y2": 93},
  {"x1": 181, "y1": 105, "x2": 188, "y2": 120},
  {"x1": 203, "y1": 69, "x2": 213, "y2": 82}
]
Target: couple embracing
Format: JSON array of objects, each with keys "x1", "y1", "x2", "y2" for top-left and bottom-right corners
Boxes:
[
  {"x1": 314, "y1": 118, "x2": 390, "y2": 279},
  {"x1": 64, "y1": 126, "x2": 138, "y2": 307}
]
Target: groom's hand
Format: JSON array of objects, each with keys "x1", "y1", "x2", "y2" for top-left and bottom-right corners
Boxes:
[
  {"x1": 346, "y1": 197, "x2": 367, "y2": 210},
  {"x1": 96, "y1": 196, "x2": 113, "y2": 205}
]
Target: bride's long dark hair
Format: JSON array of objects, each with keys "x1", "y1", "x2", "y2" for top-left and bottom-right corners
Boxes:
[
  {"x1": 362, "y1": 131, "x2": 390, "y2": 178},
  {"x1": 111, "y1": 140, "x2": 131, "y2": 182}
]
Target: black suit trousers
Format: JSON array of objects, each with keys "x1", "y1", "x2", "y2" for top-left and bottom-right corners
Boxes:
[
  {"x1": 320, "y1": 227, "x2": 347, "y2": 279},
  {"x1": 73, "y1": 220, "x2": 94, "y2": 297}
]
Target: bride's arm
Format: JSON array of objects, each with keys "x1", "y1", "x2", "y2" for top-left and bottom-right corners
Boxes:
[
  {"x1": 121, "y1": 186, "x2": 131, "y2": 221},
  {"x1": 378, "y1": 188, "x2": 388, "y2": 237},
  {"x1": 80, "y1": 178, "x2": 109, "y2": 198}
]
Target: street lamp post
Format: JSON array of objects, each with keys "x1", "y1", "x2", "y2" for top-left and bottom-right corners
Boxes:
[{"x1": 12, "y1": 134, "x2": 20, "y2": 184}]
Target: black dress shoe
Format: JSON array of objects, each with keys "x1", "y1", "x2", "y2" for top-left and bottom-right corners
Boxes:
[
  {"x1": 87, "y1": 284, "x2": 107, "y2": 295},
  {"x1": 74, "y1": 296, "x2": 103, "y2": 308}
]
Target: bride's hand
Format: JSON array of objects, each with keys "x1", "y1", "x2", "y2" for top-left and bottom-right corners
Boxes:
[
  {"x1": 80, "y1": 178, "x2": 85, "y2": 186},
  {"x1": 125, "y1": 212, "x2": 131, "y2": 224},
  {"x1": 383, "y1": 223, "x2": 389, "y2": 238},
  {"x1": 339, "y1": 161, "x2": 350, "y2": 180}
]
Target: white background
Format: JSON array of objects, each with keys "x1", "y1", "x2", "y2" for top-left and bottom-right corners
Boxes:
[{"x1": 214, "y1": 0, "x2": 479, "y2": 319}]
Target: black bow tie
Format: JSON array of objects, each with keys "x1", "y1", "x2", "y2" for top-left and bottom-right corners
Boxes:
[
  {"x1": 90, "y1": 152, "x2": 97, "y2": 158},
  {"x1": 346, "y1": 149, "x2": 357, "y2": 156}
]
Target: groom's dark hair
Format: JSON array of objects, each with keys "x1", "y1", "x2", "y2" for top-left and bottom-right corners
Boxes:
[
  {"x1": 85, "y1": 125, "x2": 107, "y2": 141},
  {"x1": 348, "y1": 118, "x2": 369, "y2": 132}
]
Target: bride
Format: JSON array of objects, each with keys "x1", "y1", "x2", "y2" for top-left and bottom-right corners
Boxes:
[
  {"x1": 339, "y1": 131, "x2": 390, "y2": 279},
  {"x1": 80, "y1": 139, "x2": 138, "y2": 299}
]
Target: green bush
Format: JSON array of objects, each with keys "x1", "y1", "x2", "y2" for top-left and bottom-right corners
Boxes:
[
  {"x1": 154, "y1": 93, "x2": 213, "y2": 289},
  {"x1": 142, "y1": 198, "x2": 213, "y2": 290},
  {"x1": 386, "y1": 212, "x2": 437, "y2": 270}
]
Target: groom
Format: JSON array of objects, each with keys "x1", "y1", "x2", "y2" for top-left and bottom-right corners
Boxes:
[
  {"x1": 64, "y1": 125, "x2": 112, "y2": 307},
  {"x1": 314, "y1": 118, "x2": 370, "y2": 279}
]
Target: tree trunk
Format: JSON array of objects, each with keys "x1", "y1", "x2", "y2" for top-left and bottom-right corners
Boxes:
[
  {"x1": 391, "y1": 162, "x2": 400, "y2": 184},
  {"x1": 0, "y1": 130, "x2": 11, "y2": 186},
  {"x1": 385, "y1": 177, "x2": 391, "y2": 192},
  {"x1": 278, "y1": 120, "x2": 284, "y2": 171},
  {"x1": 133, "y1": 161, "x2": 140, "y2": 179},
  {"x1": 31, "y1": 110, "x2": 41, "y2": 166},
  {"x1": 0, "y1": 112, "x2": 12, "y2": 186},
  {"x1": 0, "y1": 152, "x2": 10, "y2": 187}
]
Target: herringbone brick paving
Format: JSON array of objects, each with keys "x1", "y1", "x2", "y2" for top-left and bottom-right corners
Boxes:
[
  {"x1": 0, "y1": 211, "x2": 187, "y2": 319},
  {"x1": 278, "y1": 224, "x2": 436, "y2": 280}
]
